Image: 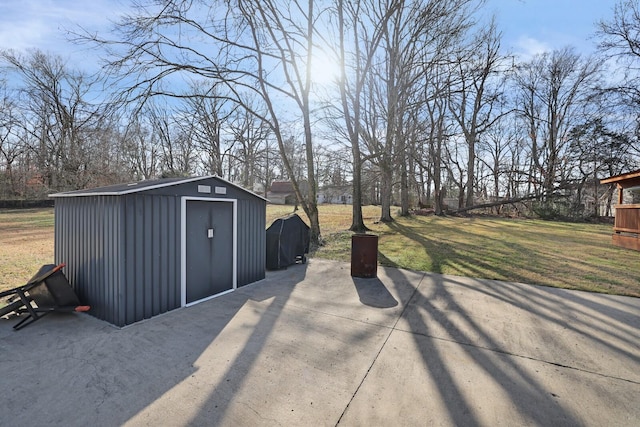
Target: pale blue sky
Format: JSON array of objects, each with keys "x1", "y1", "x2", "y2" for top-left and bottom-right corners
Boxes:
[
  {"x1": 0, "y1": 0, "x2": 123, "y2": 51},
  {"x1": 0, "y1": 0, "x2": 617, "y2": 66},
  {"x1": 485, "y1": 0, "x2": 616, "y2": 58}
]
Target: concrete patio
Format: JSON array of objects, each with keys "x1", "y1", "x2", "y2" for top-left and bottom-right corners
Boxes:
[{"x1": 1, "y1": 259, "x2": 639, "y2": 426}]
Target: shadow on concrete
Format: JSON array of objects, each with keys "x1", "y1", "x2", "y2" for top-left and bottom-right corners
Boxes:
[
  {"x1": 385, "y1": 268, "x2": 584, "y2": 425},
  {"x1": 0, "y1": 263, "x2": 309, "y2": 426},
  {"x1": 2, "y1": 255, "x2": 637, "y2": 425},
  {"x1": 376, "y1": 218, "x2": 640, "y2": 424},
  {"x1": 451, "y1": 276, "x2": 640, "y2": 366},
  {"x1": 352, "y1": 277, "x2": 398, "y2": 308},
  {"x1": 174, "y1": 262, "x2": 309, "y2": 426}
]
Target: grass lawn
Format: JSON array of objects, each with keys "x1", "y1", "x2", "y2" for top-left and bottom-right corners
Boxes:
[
  {"x1": 0, "y1": 208, "x2": 55, "y2": 295},
  {"x1": 1, "y1": 205, "x2": 639, "y2": 298},
  {"x1": 269, "y1": 205, "x2": 640, "y2": 298}
]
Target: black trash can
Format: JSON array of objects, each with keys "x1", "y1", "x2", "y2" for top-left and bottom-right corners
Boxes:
[{"x1": 351, "y1": 234, "x2": 378, "y2": 278}]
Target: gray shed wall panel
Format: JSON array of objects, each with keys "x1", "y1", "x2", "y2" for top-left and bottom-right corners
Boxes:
[
  {"x1": 123, "y1": 194, "x2": 181, "y2": 326},
  {"x1": 54, "y1": 196, "x2": 124, "y2": 325},
  {"x1": 237, "y1": 198, "x2": 266, "y2": 286}
]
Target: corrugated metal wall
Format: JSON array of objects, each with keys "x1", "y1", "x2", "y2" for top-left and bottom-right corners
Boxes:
[
  {"x1": 122, "y1": 194, "x2": 181, "y2": 326},
  {"x1": 54, "y1": 178, "x2": 266, "y2": 327},
  {"x1": 237, "y1": 198, "x2": 266, "y2": 287},
  {"x1": 55, "y1": 196, "x2": 124, "y2": 325}
]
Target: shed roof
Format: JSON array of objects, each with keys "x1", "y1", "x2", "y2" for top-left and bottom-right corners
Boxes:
[
  {"x1": 49, "y1": 175, "x2": 268, "y2": 200},
  {"x1": 600, "y1": 169, "x2": 640, "y2": 189}
]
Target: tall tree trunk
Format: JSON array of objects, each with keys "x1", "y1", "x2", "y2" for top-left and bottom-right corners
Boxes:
[
  {"x1": 400, "y1": 147, "x2": 410, "y2": 216},
  {"x1": 350, "y1": 146, "x2": 367, "y2": 232},
  {"x1": 336, "y1": 0, "x2": 371, "y2": 233},
  {"x1": 465, "y1": 134, "x2": 476, "y2": 208},
  {"x1": 432, "y1": 119, "x2": 445, "y2": 215},
  {"x1": 379, "y1": 159, "x2": 393, "y2": 222}
]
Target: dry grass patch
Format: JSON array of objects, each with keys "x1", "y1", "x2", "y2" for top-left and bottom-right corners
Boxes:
[
  {"x1": 266, "y1": 204, "x2": 380, "y2": 233},
  {"x1": 0, "y1": 208, "x2": 55, "y2": 293}
]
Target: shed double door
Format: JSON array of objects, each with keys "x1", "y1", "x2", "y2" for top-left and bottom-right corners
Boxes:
[{"x1": 185, "y1": 200, "x2": 234, "y2": 304}]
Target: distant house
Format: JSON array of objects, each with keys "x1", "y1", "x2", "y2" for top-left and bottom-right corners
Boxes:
[
  {"x1": 267, "y1": 181, "x2": 296, "y2": 205},
  {"x1": 317, "y1": 184, "x2": 352, "y2": 204},
  {"x1": 267, "y1": 181, "x2": 309, "y2": 205}
]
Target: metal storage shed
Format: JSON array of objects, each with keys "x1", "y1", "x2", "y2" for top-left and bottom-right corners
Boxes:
[{"x1": 50, "y1": 176, "x2": 267, "y2": 326}]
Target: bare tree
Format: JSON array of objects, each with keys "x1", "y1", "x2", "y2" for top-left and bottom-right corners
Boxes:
[
  {"x1": 385, "y1": 0, "x2": 479, "y2": 218},
  {"x1": 144, "y1": 101, "x2": 195, "y2": 177},
  {"x1": 226, "y1": 105, "x2": 272, "y2": 190},
  {"x1": 234, "y1": 0, "x2": 325, "y2": 242},
  {"x1": 120, "y1": 115, "x2": 160, "y2": 180},
  {"x1": 567, "y1": 118, "x2": 635, "y2": 216},
  {"x1": 178, "y1": 82, "x2": 233, "y2": 177},
  {"x1": 448, "y1": 20, "x2": 507, "y2": 208},
  {"x1": 77, "y1": 0, "x2": 326, "y2": 245},
  {"x1": 597, "y1": 0, "x2": 640, "y2": 106},
  {"x1": 332, "y1": 0, "x2": 398, "y2": 231},
  {"x1": 1, "y1": 49, "x2": 109, "y2": 192},
  {"x1": 512, "y1": 48, "x2": 603, "y2": 198},
  {"x1": 333, "y1": 0, "x2": 479, "y2": 225},
  {"x1": 477, "y1": 115, "x2": 519, "y2": 212},
  {"x1": 444, "y1": 136, "x2": 467, "y2": 209},
  {"x1": 0, "y1": 81, "x2": 26, "y2": 197},
  {"x1": 418, "y1": 64, "x2": 453, "y2": 215},
  {"x1": 597, "y1": 0, "x2": 640, "y2": 174}
]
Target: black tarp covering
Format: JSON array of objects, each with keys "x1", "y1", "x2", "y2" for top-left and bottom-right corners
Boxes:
[{"x1": 266, "y1": 214, "x2": 310, "y2": 270}]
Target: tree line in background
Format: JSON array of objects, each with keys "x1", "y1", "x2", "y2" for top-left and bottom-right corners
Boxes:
[{"x1": 1, "y1": 0, "x2": 639, "y2": 245}]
